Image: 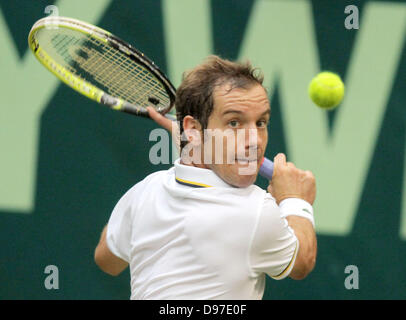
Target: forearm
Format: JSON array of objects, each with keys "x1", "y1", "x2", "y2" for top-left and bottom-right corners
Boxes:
[
  {"x1": 286, "y1": 216, "x2": 317, "y2": 279},
  {"x1": 267, "y1": 153, "x2": 317, "y2": 279}
]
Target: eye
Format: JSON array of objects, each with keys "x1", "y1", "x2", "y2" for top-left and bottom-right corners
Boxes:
[
  {"x1": 228, "y1": 120, "x2": 240, "y2": 128},
  {"x1": 257, "y1": 120, "x2": 268, "y2": 128}
]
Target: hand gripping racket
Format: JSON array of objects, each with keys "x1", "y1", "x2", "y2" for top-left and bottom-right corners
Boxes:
[{"x1": 28, "y1": 16, "x2": 274, "y2": 179}]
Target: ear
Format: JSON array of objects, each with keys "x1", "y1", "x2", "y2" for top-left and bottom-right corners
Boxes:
[{"x1": 183, "y1": 116, "x2": 202, "y2": 145}]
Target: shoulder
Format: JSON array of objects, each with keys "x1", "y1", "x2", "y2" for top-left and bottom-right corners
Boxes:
[
  {"x1": 253, "y1": 192, "x2": 297, "y2": 245},
  {"x1": 195, "y1": 183, "x2": 267, "y2": 200},
  {"x1": 113, "y1": 169, "x2": 171, "y2": 210},
  {"x1": 258, "y1": 192, "x2": 286, "y2": 227},
  {"x1": 185, "y1": 184, "x2": 270, "y2": 234},
  {"x1": 128, "y1": 169, "x2": 169, "y2": 193},
  {"x1": 226, "y1": 184, "x2": 270, "y2": 209}
]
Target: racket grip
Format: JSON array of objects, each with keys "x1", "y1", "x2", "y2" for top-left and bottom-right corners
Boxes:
[{"x1": 259, "y1": 157, "x2": 274, "y2": 180}]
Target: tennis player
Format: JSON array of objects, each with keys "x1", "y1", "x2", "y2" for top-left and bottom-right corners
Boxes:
[{"x1": 94, "y1": 56, "x2": 317, "y2": 299}]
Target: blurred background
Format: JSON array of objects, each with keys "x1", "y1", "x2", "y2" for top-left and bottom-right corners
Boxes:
[{"x1": 1, "y1": 0, "x2": 405, "y2": 299}]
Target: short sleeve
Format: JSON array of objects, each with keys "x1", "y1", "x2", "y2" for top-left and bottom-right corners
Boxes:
[
  {"x1": 250, "y1": 193, "x2": 299, "y2": 280},
  {"x1": 106, "y1": 190, "x2": 134, "y2": 263}
]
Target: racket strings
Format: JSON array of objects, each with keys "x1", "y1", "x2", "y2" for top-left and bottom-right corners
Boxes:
[
  {"x1": 79, "y1": 38, "x2": 170, "y2": 107},
  {"x1": 92, "y1": 39, "x2": 170, "y2": 108},
  {"x1": 48, "y1": 30, "x2": 170, "y2": 109}
]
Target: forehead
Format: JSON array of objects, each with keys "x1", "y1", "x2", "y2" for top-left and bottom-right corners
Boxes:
[{"x1": 212, "y1": 83, "x2": 269, "y2": 114}]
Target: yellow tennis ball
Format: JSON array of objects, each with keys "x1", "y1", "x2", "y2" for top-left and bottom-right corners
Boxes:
[{"x1": 308, "y1": 71, "x2": 344, "y2": 109}]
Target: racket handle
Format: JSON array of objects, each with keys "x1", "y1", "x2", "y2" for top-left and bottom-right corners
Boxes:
[{"x1": 259, "y1": 157, "x2": 274, "y2": 180}]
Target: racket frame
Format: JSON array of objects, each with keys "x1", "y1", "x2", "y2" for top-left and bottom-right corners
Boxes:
[{"x1": 28, "y1": 16, "x2": 176, "y2": 117}]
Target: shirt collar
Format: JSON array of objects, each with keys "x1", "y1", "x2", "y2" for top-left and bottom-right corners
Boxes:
[{"x1": 174, "y1": 159, "x2": 233, "y2": 188}]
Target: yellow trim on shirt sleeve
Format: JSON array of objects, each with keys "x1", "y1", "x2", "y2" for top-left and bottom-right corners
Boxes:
[{"x1": 271, "y1": 239, "x2": 299, "y2": 280}]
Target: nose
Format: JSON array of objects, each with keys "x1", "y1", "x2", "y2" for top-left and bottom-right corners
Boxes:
[
  {"x1": 244, "y1": 127, "x2": 260, "y2": 150},
  {"x1": 235, "y1": 127, "x2": 260, "y2": 157}
]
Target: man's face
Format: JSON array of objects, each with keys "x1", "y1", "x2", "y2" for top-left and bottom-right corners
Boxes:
[{"x1": 202, "y1": 83, "x2": 270, "y2": 188}]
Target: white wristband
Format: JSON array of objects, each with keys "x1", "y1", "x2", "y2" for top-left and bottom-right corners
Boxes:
[{"x1": 279, "y1": 198, "x2": 315, "y2": 228}]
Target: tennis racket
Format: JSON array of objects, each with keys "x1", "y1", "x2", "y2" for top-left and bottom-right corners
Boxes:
[{"x1": 28, "y1": 16, "x2": 274, "y2": 179}]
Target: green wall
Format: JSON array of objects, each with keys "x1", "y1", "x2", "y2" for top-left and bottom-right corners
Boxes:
[{"x1": 1, "y1": 0, "x2": 405, "y2": 299}]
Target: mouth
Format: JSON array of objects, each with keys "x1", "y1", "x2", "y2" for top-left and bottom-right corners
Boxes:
[{"x1": 235, "y1": 157, "x2": 259, "y2": 165}]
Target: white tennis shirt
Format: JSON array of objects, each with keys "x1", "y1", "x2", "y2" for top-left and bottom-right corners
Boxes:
[{"x1": 107, "y1": 159, "x2": 299, "y2": 300}]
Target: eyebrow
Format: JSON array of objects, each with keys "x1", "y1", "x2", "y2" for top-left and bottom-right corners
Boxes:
[{"x1": 222, "y1": 108, "x2": 271, "y2": 117}]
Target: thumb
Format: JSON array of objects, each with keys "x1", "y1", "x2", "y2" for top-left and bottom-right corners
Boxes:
[{"x1": 273, "y1": 153, "x2": 287, "y2": 169}]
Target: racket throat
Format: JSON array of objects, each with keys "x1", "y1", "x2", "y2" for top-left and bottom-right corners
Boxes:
[
  {"x1": 100, "y1": 93, "x2": 121, "y2": 109},
  {"x1": 100, "y1": 93, "x2": 147, "y2": 116}
]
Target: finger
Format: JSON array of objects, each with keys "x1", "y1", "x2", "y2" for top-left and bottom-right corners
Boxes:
[
  {"x1": 147, "y1": 106, "x2": 173, "y2": 132},
  {"x1": 287, "y1": 162, "x2": 296, "y2": 168},
  {"x1": 305, "y1": 170, "x2": 315, "y2": 180},
  {"x1": 304, "y1": 170, "x2": 313, "y2": 176},
  {"x1": 273, "y1": 153, "x2": 287, "y2": 170}
]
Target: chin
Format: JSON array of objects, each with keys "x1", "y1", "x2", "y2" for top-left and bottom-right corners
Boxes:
[
  {"x1": 210, "y1": 163, "x2": 259, "y2": 188},
  {"x1": 225, "y1": 172, "x2": 258, "y2": 188}
]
